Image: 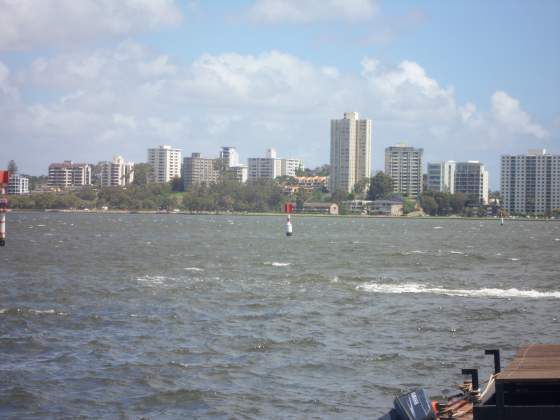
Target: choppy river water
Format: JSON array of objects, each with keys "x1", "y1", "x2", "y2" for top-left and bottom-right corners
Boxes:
[{"x1": 1, "y1": 213, "x2": 559, "y2": 418}]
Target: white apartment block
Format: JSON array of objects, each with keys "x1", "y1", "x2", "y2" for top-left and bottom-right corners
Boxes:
[
  {"x1": 225, "y1": 165, "x2": 248, "y2": 183},
  {"x1": 330, "y1": 112, "x2": 372, "y2": 193},
  {"x1": 100, "y1": 156, "x2": 134, "y2": 187},
  {"x1": 427, "y1": 161, "x2": 456, "y2": 193},
  {"x1": 501, "y1": 149, "x2": 560, "y2": 215},
  {"x1": 48, "y1": 161, "x2": 92, "y2": 188},
  {"x1": 147, "y1": 145, "x2": 182, "y2": 183},
  {"x1": 219, "y1": 146, "x2": 248, "y2": 182},
  {"x1": 220, "y1": 146, "x2": 240, "y2": 168},
  {"x1": 248, "y1": 157, "x2": 282, "y2": 180},
  {"x1": 384, "y1": 145, "x2": 423, "y2": 197},
  {"x1": 182, "y1": 153, "x2": 220, "y2": 189},
  {"x1": 281, "y1": 158, "x2": 304, "y2": 177},
  {"x1": 248, "y1": 149, "x2": 304, "y2": 181},
  {"x1": 8, "y1": 174, "x2": 29, "y2": 195},
  {"x1": 454, "y1": 161, "x2": 489, "y2": 205}
]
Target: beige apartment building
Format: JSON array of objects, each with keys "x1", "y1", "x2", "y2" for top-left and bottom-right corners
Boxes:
[
  {"x1": 384, "y1": 144, "x2": 423, "y2": 197},
  {"x1": 48, "y1": 161, "x2": 92, "y2": 188},
  {"x1": 329, "y1": 112, "x2": 372, "y2": 193}
]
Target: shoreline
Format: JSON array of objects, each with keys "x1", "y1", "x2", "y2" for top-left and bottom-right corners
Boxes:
[{"x1": 9, "y1": 208, "x2": 559, "y2": 221}]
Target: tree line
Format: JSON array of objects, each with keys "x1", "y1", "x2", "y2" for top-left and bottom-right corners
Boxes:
[{"x1": 7, "y1": 179, "x2": 291, "y2": 213}]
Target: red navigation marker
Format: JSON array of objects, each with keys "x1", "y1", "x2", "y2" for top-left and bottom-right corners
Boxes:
[
  {"x1": 284, "y1": 202, "x2": 293, "y2": 214},
  {"x1": 0, "y1": 170, "x2": 8, "y2": 246}
]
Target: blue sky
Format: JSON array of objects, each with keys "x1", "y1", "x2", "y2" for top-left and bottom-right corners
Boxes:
[{"x1": 1, "y1": 0, "x2": 558, "y2": 188}]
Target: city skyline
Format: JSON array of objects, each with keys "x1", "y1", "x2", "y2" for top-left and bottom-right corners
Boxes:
[{"x1": 1, "y1": 1, "x2": 559, "y2": 189}]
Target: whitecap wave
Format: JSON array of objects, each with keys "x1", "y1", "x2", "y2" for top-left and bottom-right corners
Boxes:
[
  {"x1": 265, "y1": 262, "x2": 291, "y2": 267},
  {"x1": 29, "y1": 309, "x2": 67, "y2": 316},
  {"x1": 357, "y1": 282, "x2": 560, "y2": 299},
  {"x1": 137, "y1": 275, "x2": 168, "y2": 286},
  {"x1": 184, "y1": 267, "x2": 204, "y2": 272}
]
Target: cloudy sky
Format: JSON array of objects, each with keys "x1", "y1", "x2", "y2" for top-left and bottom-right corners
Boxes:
[{"x1": 1, "y1": 0, "x2": 559, "y2": 188}]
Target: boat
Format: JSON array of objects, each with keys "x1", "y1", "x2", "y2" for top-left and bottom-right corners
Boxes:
[{"x1": 379, "y1": 344, "x2": 560, "y2": 420}]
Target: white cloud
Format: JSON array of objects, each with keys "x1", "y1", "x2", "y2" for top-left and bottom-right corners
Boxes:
[
  {"x1": 138, "y1": 55, "x2": 177, "y2": 77},
  {"x1": 491, "y1": 91, "x2": 548, "y2": 139},
  {"x1": 113, "y1": 113, "x2": 137, "y2": 130},
  {"x1": 0, "y1": 0, "x2": 183, "y2": 51},
  {"x1": 246, "y1": 0, "x2": 378, "y2": 24},
  {"x1": 1, "y1": 46, "x2": 554, "y2": 185}
]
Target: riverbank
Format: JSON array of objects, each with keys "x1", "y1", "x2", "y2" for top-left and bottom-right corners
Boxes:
[{"x1": 10, "y1": 208, "x2": 559, "y2": 221}]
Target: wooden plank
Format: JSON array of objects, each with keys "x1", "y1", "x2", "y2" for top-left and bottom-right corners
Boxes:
[{"x1": 496, "y1": 344, "x2": 560, "y2": 383}]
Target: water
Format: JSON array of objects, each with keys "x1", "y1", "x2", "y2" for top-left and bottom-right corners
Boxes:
[{"x1": 1, "y1": 213, "x2": 559, "y2": 418}]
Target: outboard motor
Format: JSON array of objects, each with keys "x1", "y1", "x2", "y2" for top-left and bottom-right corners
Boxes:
[
  {"x1": 394, "y1": 389, "x2": 436, "y2": 420},
  {"x1": 378, "y1": 408, "x2": 400, "y2": 420},
  {"x1": 378, "y1": 389, "x2": 436, "y2": 420}
]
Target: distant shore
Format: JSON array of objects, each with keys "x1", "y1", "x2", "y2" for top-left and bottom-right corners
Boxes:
[{"x1": 9, "y1": 208, "x2": 558, "y2": 221}]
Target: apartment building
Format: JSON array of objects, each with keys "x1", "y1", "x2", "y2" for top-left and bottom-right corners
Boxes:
[
  {"x1": 248, "y1": 148, "x2": 304, "y2": 181},
  {"x1": 7, "y1": 174, "x2": 29, "y2": 195},
  {"x1": 454, "y1": 161, "x2": 489, "y2": 205},
  {"x1": 329, "y1": 112, "x2": 372, "y2": 193},
  {"x1": 384, "y1": 145, "x2": 423, "y2": 197},
  {"x1": 147, "y1": 145, "x2": 181, "y2": 183},
  {"x1": 182, "y1": 153, "x2": 220, "y2": 190},
  {"x1": 48, "y1": 161, "x2": 92, "y2": 188},
  {"x1": 501, "y1": 149, "x2": 560, "y2": 215},
  {"x1": 427, "y1": 161, "x2": 456, "y2": 193},
  {"x1": 220, "y1": 146, "x2": 240, "y2": 168},
  {"x1": 99, "y1": 156, "x2": 134, "y2": 187}
]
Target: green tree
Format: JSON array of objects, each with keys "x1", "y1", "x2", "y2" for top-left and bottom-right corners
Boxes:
[
  {"x1": 170, "y1": 177, "x2": 183, "y2": 192},
  {"x1": 367, "y1": 171, "x2": 394, "y2": 200},
  {"x1": 75, "y1": 186, "x2": 97, "y2": 201},
  {"x1": 353, "y1": 177, "x2": 370, "y2": 198},
  {"x1": 132, "y1": 163, "x2": 152, "y2": 185},
  {"x1": 330, "y1": 189, "x2": 350, "y2": 204},
  {"x1": 420, "y1": 195, "x2": 438, "y2": 215},
  {"x1": 403, "y1": 198, "x2": 416, "y2": 214},
  {"x1": 450, "y1": 192, "x2": 466, "y2": 214},
  {"x1": 434, "y1": 192, "x2": 450, "y2": 215},
  {"x1": 295, "y1": 188, "x2": 310, "y2": 210},
  {"x1": 27, "y1": 175, "x2": 48, "y2": 191},
  {"x1": 7, "y1": 160, "x2": 17, "y2": 174}
]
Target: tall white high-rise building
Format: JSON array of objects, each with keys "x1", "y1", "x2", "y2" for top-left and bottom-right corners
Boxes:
[
  {"x1": 501, "y1": 149, "x2": 560, "y2": 215},
  {"x1": 427, "y1": 161, "x2": 456, "y2": 193},
  {"x1": 147, "y1": 145, "x2": 182, "y2": 183},
  {"x1": 454, "y1": 161, "x2": 489, "y2": 205},
  {"x1": 329, "y1": 112, "x2": 372, "y2": 193},
  {"x1": 384, "y1": 144, "x2": 423, "y2": 197},
  {"x1": 100, "y1": 156, "x2": 134, "y2": 187}
]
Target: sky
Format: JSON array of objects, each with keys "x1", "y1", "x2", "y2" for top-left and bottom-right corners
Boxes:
[{"x1": 0, "y1": 0, "x2": 559, "y2": 189}]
